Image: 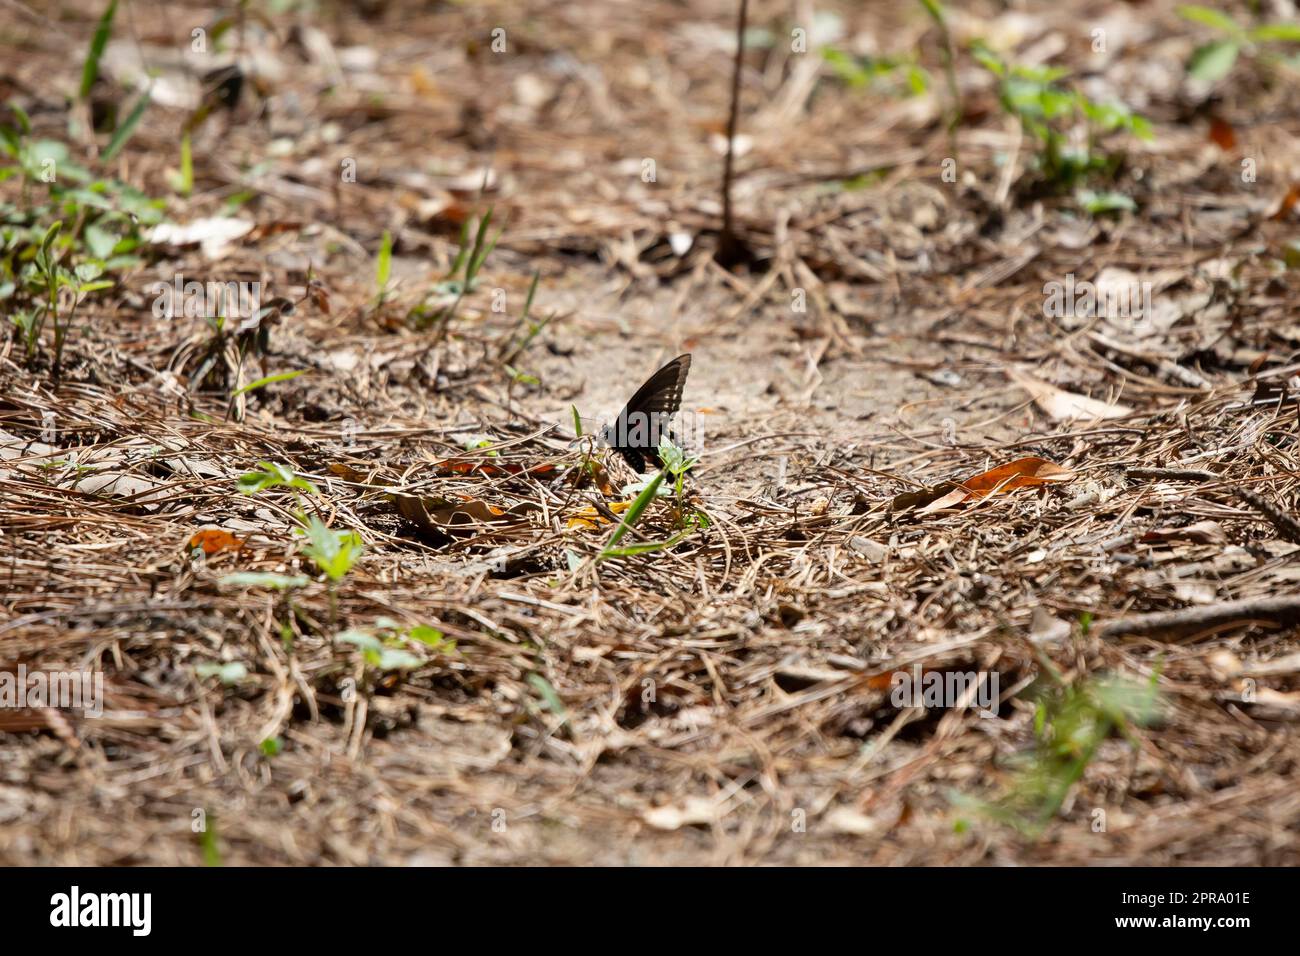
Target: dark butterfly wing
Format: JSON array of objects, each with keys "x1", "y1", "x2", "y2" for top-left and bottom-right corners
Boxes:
[{"x1": 602, "y1": 353, "x2": 691, "y2": 471}]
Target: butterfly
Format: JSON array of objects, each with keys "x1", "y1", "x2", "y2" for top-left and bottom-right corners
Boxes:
[{"x1": 600, "y1": 353, "x2": 692, "y2": 472}]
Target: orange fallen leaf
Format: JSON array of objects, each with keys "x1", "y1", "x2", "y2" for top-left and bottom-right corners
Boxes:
[
  {"x1": 566, "y1": 500, "x2": 633, "y2": 531},
  {"x1": 893, "y1": 456, "x2": 1074, "y2": 514},
  {"x1": 188, "y1": 528, "x2": 245, "y2": 555},
  {"x1": 1270, "y1": 184, "x2": 1300, "y2": 221},
  {"x1": 958, "y1": 456, "x2": 1074, "y2": 496},
  {"x1": 1208, "y1": 117, "x2": 1236, "y2": 151}
]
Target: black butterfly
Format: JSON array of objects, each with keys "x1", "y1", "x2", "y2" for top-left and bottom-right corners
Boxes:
[{"x1": 600, "y1": 353, "x2": 691, "y2": 472}]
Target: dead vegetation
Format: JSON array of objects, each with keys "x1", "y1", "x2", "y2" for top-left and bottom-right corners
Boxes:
[{"x1": 2, "y1": 0, "x2": 1300, "y2": 865}]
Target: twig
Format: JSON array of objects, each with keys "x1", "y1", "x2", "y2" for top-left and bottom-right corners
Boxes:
[
  {"x1": 717, "y1": 0, "x2": 748, "y2": 263},
  {"x1": 1098, "y1": 595, "x2": 1300, "y2": 639}
]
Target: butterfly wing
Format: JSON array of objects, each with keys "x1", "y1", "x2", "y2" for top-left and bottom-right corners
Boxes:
[{"x1": 603, "y1": 354, "x2": 691, "y2": 471}]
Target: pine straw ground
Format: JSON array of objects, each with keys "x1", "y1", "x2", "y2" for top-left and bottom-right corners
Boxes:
[{"x1": 3, "y1": 0, "x2": 1300, "y2": 865}]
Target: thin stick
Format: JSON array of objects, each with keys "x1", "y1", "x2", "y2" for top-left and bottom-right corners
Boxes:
[
  {"x1": 1098, "y1": 595, "x2": 1300, "y2": 639},
  {"x1": 719, "y1": 0, "x2": 748, "y2": 261}
]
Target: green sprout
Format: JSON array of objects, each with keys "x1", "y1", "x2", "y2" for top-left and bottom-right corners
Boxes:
[
  {"x1": 236, "y1": 461, "x2": 319, "y2": 496},
  {"x1": 411, "y1": 208, "x2": 500, "y2": 336},
  {"x1": 972, "y1": 42, "x2": 1151, "y2": 196},
  {"x1": 296, "y1": 514, "x2": 364, "y2": 584},
  {"x1": 337, "y1": 618, "x2": 455, "y2": 675},
  {"x1": 952, "y1": 669, "x2": 1163, "y2": 836},
  {"x1": 1178, "y1": 5, "x2": 1300, "y2": 83}
]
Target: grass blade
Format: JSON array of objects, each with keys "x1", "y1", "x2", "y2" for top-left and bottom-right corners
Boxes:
[
  {"x1": 232, "y1": 369, "x2": 308, "y2": 397},
  {"x1": 375, "y1": 229, "x2": 393, "y2": 291},
  {"x1": 599, "y1": 470, "x2": 665, "y2": 559},
  {"x1": 101, "y1": 89, "x2": 151, "y2": 161},
  {"x1": 80, "y1": 0, "x2": 119, "y2": 99}
]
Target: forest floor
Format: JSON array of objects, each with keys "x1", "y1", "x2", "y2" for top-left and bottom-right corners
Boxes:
[{"x1": 2, "y1": 0, "x2": 1299, "y2": 864}]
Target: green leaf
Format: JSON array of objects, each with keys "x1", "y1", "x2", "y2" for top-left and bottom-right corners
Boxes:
[
  {"x1": 599, "y1": 470, "x2": 665, "y2": 559},
  {"x1": 168, "y1": 133, "x2": 193, "y2": 196},
  {"x1": 337, "y1": 629, "x2": 383, "y2": 653},
  {"x1": 297, "y1": 515, "x2": 363, "y2": 582},
  {"x1": 218, "y1": 571, "x2": 311, "y2": 590},
  {"x1": 336, "y1": 629, "x2": 422, "y2": 671},
  {"x1": 1188, "y1": 40, "x2": 1239, "y2": 83},
  {"x1": 905, "y1": 64, "x2": 929, "y2": 96},
  {"x1": 1176, "y1": 5, "x2": 1243, "y2": 37},
  {"x1": 74, "y1": 262, "x2": 104, "y2": 283},
  {"x1": 195, "y1": 661, "x2": 248, "y2": 685},
  {"x1": 374, "y1": 646, "x2": 422, "y2": 671},
  {"x1": 599, "y1": 534, "x2": 687, "y2": 558},
  {"x1": 918, "y1": 0, "x2": 945, "y2": 26},
  {"x1": 1249, "y1": 23, "x2": 1300, "y2": 43},
  {"x1": 375, "y1": 229, "x2": 392, "y2": 290},
  {"x1": 1078, "y1": 189, "x2": 1137, "y2": 214},
  {"x1": 236, "y1": 461, "x2": 319, "y2": 496},
  {"x1": 406, "y1": 625, "x2": 447, "y2": 647},
  {"x1": 503, "y1": 364, "x2": 538, "y2": 386},
  {"x1": 570, "y1": 404, "x2": 583, "y2": 437},
  {"x1": 970, "y1": 43, "x2": 1005, "y2": 77},
  {"x1": 40, "y1": 220, "x2": 62, "y2": 265},
  {"x1": 80, "y1": 0, "x2": 119, "y2": 99},
  {"x1": 527, "y1": 673, "x2": 568, "y2": 725},
  {"x1": 101, "y1": 89, "x2": 151, "y2": 161},
  {"x1": 83, "y1": 222, "x2": 118, "y2": 259},
  {"x1": 232, "y1": 368, "x2": 308, "y2": 397}
]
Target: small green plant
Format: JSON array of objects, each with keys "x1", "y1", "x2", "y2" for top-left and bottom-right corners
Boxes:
[
  {"x1": 236, "y1": 461, "x2": 319, "y2": 495},
  {"x1": 527, "y1": 672, "x2": 569, "y2": 730},
  {"x1": 336, "y1": 618, "x2": 454, "y2": 674},
  {"x1": 952, "y1": 669, "x2": 1163, "y2": 836},
  {"x1": 16, "y1": 221, "x2": 114, "y2": 380},
  {"x1": 235, "y1": 462, "x2": 363, "y2": 624},
  {"x1": 822, "y1": 47, "x2": 930, "y2": 97},
  {"x1": 599, "y1": 469, "x2": 666, "y2": 560},
  {"x1": 296, "y1": 513, "x2": 363, "y2": 627},
  {"x1": 79, "y1": 0, "x2": 118, "y2": 100},
  {"x1": 296, "y1": 514, "x2": 364, "y2": 584},
  {"x1": 195, "y1": 661, "x2": 249, "y2": 685},
  {"x1": 1178, "y1": 5, "x2": 1300, "y2": 83},
  {"x1": 655, "y1": 435, "x2": 697, "y2": 503},
  {"x1": 972, "y1": 43, "x2": 1151, "y2": 194},
  {"x1": 498, "y1": 269, "x2": 552, "y2": 363},
  {"x1": 598, "y1": 437, "x2": 707, "y2": 560},
  {"x1": 1, "y1": 106, "x2": 162, "y2": 375},
  {"x1": 197, "y1": 810, "x2": 222, "y2": 867},
  {"x1": 410, "y1": 209, "x2": 500, "y2": 336}
]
